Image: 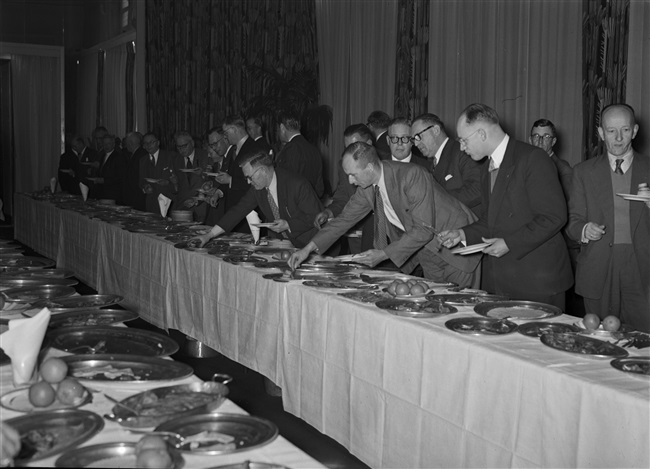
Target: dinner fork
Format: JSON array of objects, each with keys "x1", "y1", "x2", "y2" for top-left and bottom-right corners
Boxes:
[{"x1": 68, "y1": 340, "x2": 106, "y2": 354}]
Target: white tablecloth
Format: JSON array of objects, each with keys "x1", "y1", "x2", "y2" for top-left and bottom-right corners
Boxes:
[{"x1": 14, "y1": 194, "x2": 650, "y2": 468}]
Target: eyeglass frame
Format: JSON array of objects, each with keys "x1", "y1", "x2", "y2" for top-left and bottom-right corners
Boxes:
[
  {"x1": 244, "y1": 166, "x2": 264, "y2": 182},
  {"x1": 387, "y1": 135, "x2": 413, "y2": 145},
  {"x1": 176, "y1": 141, "x2": 192, "y2": 150},
  {"x1": 208, "y1": 138, "x2": 225, "y2": 149},
  {"x1": 143, "y1": 139, "x2": 159, "y2": 147},
  {"x1": 456, "y1": 128, "x2": 481, "y2": 147},
  {"x1": 530, "y1": 134, "x2": 555, "y2": 142},
  {"x1": 410, "y1": 124, "x2": 436, "y2": 142}
]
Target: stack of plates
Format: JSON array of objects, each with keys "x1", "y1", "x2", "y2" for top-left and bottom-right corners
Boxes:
[{"x1": 170, "y1": 210, "x2": 193, "y2": 222}]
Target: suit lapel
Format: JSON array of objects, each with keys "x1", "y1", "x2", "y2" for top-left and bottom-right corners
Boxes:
[
  {"x1": 591, "y1": 155, "x2": 615, "y2": 226},
  {"x1": 487, "y1": 141, "x2": 515, "y2": 227},
  {"x1": 435, "y1": 140, "x2": 453, "y2": 180}
]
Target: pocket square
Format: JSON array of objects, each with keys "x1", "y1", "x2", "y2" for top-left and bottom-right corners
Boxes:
[{"x1": 445, "y1": 174, "x2": 453, "y2": 181}]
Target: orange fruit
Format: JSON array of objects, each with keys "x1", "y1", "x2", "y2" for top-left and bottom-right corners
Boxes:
[
  {"x1": 136, "y1": 448, "x2": 173, "y2": 468},
  {"x1": 417, "y1": 282, "x2": 429, "y2": 291},
  {"x1": 410, "y1": 284, "x2": 426, "y2": 295},
  {"x1": 387, "y1": 281, "x2": 400, "y2": 295},
  {"x1": 56, "y1": 377, "x2": 85, "y2": 405},
  {"x1": 602, "y1": 315, "x2": 621, "y2": 332},
  {"x1": 40, "y1": 357, "x2": 68, "y2": 384},
  {"x1": 136, "y1": 435, "x2": 168, "y2": 454},
  {"x1": 583, "y1": 313, "x2": 601, "y2": 331},
  {"x1": 395, "y1": 283, "x2": 411, "y2": 296},
  {"x1": 29, "y1": 381, "x2": 56, "y2": 407}
]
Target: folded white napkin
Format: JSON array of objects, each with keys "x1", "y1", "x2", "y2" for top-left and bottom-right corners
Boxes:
[
  {"x1": 0, "y1": 307, "x2": 51, "y2": 385},
  {"x1": 158, "y1": 194, "x2": 172, "y2": 217},
  {"x1": 50, "y1": 176, "x2": 57, "y2": 193},
  {"x1": 79, "y1": 182, "x2": 89, "y2": 201},
  {"x1": 246, "y1": 210, "x2": 262, "y2": 243}
]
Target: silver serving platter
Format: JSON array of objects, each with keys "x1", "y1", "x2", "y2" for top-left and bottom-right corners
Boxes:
[
  {"x1": 445, "y1": 317, "x2": 518, "y2": 335},
  {"x1": 223, "y1": 255, "x2": 267, "y2": 266},
  {"x1": 1, "y1": 285, "x2": 76, "y2": 303},
  {"x1": 540, "y1": 332, "x2": 629, "y2": 358},
  {"x1": 0, "y1": 386, "x2": 92, "y2": 413},
  {"x1": 517, "y1": 321, "x2": 580, "y2": 338},
  {"x1": 47, "y1": 309, "x2": 139, "y2": 329},
  {"x1": 55, "y1": 442, "x2": 184, "y2": 468},
  {"x1": 207, "y1": 463, "x2": 290, "y2": 469},
  {"x1": 174, "y1": 241, "x2": 211, "y2": 252},
  {"x1": 610, "y1": 357, "x2": 650, "y2": 377},
  {"x1": 294, "y1": 264, "x2": 350, "y2": 274},
  {"x1": 0, "y1": 256, "x2": 56, "y2": 270},
  {"x1": 29, "y1": 294, "x2": 123, "y2": 313},
  {"x1": 426, "y1": 293, "x2": 509, "y2": 306},
  {"x1": 253, "y1": 260, "x2": 290, "y2": 269},
  {"x1": 1, "y1": 268, "x2": 75, "y2": 279},
  {"x1": 7, "y1": 409, "x2": 104, "y2": 463},
  {"x1": 0, "y1": 245, "x2": 23, "y2": 253},
  {"x1": 303, "y1": 280, "x2": 377, "y2": 290},
  {"x1": 105, "y1": 380, "x2": 230, "y2": 428},
  {"x1": 47, "y1": 326, "x2": 178, "y2": 356},
  {"x1": 62, "y1": 354, "x2": 194, "y2": 383},
  {"x1": 155, "y1": 412, "x2": 279, "y2": 455},
  {"x1": 0, "y1": 277, "x2": 78, "y2": 291},
  {"x1": 474, "y1": 300, "x2": 562, "y2": 320},
  {"x1": 376, "y1": 299, "x2": 458, "y2": 318},
  {"x1": 338, "y1": 290, "x2": 391, "y2": 304}
]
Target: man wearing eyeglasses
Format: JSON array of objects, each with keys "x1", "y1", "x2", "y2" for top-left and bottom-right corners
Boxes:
[
  {"x1": 529, "y1": 119, "x2": 573, "y2": 198},
  {"x1": 411, "y1": 113, "x2": 482, "y2": 214},
  {"x1": 140, "y1": 132, "x2": 183, "y2": 214},
  {"x1": 173, "y1": 131, "x2": 211, "y2": 222},
  {"x1": 191, "y1": 150, "x2": 322, "y2": 248},
  {"x1": 386, "y1": 118, "x2": 428, "y2": 167},
  {"x1": 204, "y1": 128, "x2": 232, "y2": 224},
  {"x1": 439, "y1": 104, "x2": 572, "y2": 310}
]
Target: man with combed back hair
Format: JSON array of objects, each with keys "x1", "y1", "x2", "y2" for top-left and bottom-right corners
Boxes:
[
  {"x1": 290, "y1": 142, "x2": 481, "y2": 287},
  {"x1": 366, "y1": 110, "x2": 392, "y2": 161}
]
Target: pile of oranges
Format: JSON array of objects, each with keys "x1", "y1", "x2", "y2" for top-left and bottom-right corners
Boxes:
[
  {"x1": 386, "y1": 279, "x2": 429, "y2": 296},
  {"x1": 582, "y1": 313, "x2": 621, "y2": 332},
  {"x1": 28, "y1": 357, "x2": 86, "y2": 407}
]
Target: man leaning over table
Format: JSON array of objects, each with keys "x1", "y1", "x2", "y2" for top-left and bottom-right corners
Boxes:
[
  {"x1": 289, "y1": 142, "x2": 481, "y2": 287},
  {"x1": 566, "y1": 104, "x2": 650, "y2": 332},
  {"x1": 191, "y1": 150, "x2": 323, "y2": 248},
  {"x1": 439, "y1": 103, "x2": 573, "y2": 310}
]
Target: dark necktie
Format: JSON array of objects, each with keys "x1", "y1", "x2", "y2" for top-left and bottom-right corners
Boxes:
[
  {"x1": 373, "y1": 186, "x2": 389, "y2": 250},
  {"x1": 614, "y1": 159, "x2": 624, "y2": 174},
  {"x1": 150, "y1": 154, "x2": 155, "y2": 166},
  {"x1": 431, "y1": 157, "x2": 437, "y2": 172},
  {"x1": 185, "y1": 157, "x2": 193, "y2": 182},
  {"x1": 489, "y1": 157, "x2": 499, "y2": 192},
  {"x1": 266, "y1": 188, "x2": 288, "y2": 238}
]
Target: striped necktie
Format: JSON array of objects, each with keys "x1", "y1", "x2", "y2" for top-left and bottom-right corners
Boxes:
[{"x1": 373, "y1": 186, "x2": 389, "y2": 249}]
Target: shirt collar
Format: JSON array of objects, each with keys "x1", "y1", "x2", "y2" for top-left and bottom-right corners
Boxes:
[
  {"x1": 434, "y1": 137, "x2": 449, "y2": 163},
  {"x1": 392, "y1": 153, "x2": 412, "y2": 163},
  {"x1": 236, "y1": 135, "x2": 249, "y2": 154},
  {"x1": 490, "y1": 134, "x2": 510, "y2": 169},
  {"x1": 607, "y1": 150, "x2": 634, "y2": 173}
]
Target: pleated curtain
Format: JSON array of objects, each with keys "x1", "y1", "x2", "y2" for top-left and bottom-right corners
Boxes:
[
  {"x1": 75, "y1": 53, "x2": 99, "y2": 145},
  {"x1": 102, "y1": 44, "x2": 128, "y2": 138}
]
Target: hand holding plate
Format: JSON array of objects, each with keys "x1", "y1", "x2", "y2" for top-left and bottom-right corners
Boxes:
[
  {"x1": 439, "y1": 229, "x2": 464, "y2": 248},
  {"x1": 481, "y1": 237, "x2": 507, "y2": 257},
  {"x1": 267, "y1": 219, "x2": 289, "y2": 233}
]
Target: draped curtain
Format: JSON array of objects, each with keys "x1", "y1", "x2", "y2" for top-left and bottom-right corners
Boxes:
[
  {"x1": 626, "y1": 0, "x2": 650, "y2": 156},
  {"x1": 315, "y1": 0, "x2": 398, "y2": 188},
  {"x1": 75, "y1": 53, "x2": 98, "y2": 144},
  {"x1": 11, "y1": 55, "x2": 61, "y2": 193},
  {"x1": 102, "y1": 44, "x2": 128, "y2": 138},
  {"x1": 427, "y1": 0, "x2": 582, "y2": 166}
]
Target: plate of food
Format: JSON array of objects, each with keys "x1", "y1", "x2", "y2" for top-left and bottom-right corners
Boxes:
[
  {"x1": 445, "y1": 317, "x2": 518, "y2": 335},
  {"x1": 474, "y1": 300, "x2": 562, "y2": 320},
  {"x1": 450, "y1": 242, "x2": 492, "y2": 255},
  {"x1": 1, "y1": 268, "x2": 75, "y2": 279},
  {"x1": 573, "y1": 315, "x2": 633, "y2": 339},
  {"x1": 28, "y1": 294, "x2": 123, "y2": 314},
  {"x1": 1, "y1": 285, "x2": 76, "y2": 303},
  {"x1": 251, "y1": 222, "x2": 277, "y2": 228},
  {"x1": 0, "y1": 385, "x2": 92, "y2": 413},
  {"x1": 254, "y1": 261, "x2": 289, "y2": 269},
  {"x1": 104, "y1": 379, "x2": 231, "y2": 428},
  {"x1": 55, "y1": 442, "x2": 184, "y2": 468},
  {"x1": 207, "y1": 462, "x2": 291, "y2": 469},
  {"x1": 540, "y1": 332, "x2": 629, "y2": 358},
  {"x1": 610, "y1": 357, "x2": 650, "y2": 377},
  {"x1": 47, "y1": 309, "x2": 139, "y2": 329},
  {"x1": 0, "y1": 256, "x2": 56, "y2": 271},
  {"x1": 46, "y1": 326, "x2": 178, "y2": 356},
  {"x1": 0, "y1": 277, "x2": 78, "y2": 291},
  {"x1": 376, "y1": 298, "x2": 458, "y2": 318},
  {"x1": 6, "y1": 409, "x2": 104, "y2": 463},
  {"x1": 426, "y1": 293, "x2": 509, "y2": 306},
  {"x1": 302, "y1": 280, "x2": 377, "y2": 291},
  {"x1": 61, "y1": 354, "x2": 194, "y2": 383},
  {"x1": 516, "y1": 321, "x2": 580, "y2": 338},
  {"x1": 222, "y1": 255, "x2": 267, "y2": 266},
  {"x1": 338, "y1": 290, "x2": 391, "y2": 304},
  {"x1": 154, "y1": 413, "x2": 279, "y2": 455}
]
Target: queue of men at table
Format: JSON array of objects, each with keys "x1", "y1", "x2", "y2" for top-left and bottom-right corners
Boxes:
[{"x1": 58, "y1": 103, "x2": 650, "y2": 333}]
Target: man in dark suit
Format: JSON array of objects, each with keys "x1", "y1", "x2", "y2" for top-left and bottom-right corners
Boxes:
[
  {"x1": 367, "y1": 110, "x2": 391, "y2": 161},
  {"x1": 173, "y1": 130, "x2": 211, "y2": 222},
  {"x1": 529, "y1": 119, "x2": 573, "y2": 198},
  {"x1": 246, "y1": 116, "x2": 273, "y2": 155},
  {"x1": 386, "y1": 118, "x2": 428, "y2": 167},
  {"x1": 192, "y1": 150, "x2": 323, "y2": 249},
  {"x1": 122, "y1": 131, "x2": 148, "y2": 211},
  {"x1": 220, "y1": 116, "x2": 265, "y2": 232},
  {"x1": 204, "y1": 128, "x2": 230, "y2": 225},
  {"x1": 412, "y1": 113, "x2": 482, "y2": 214},
  {"x1": 88, "y1": 134, "x2": 127, "y2": 202},
  {"x1": 290, "y1": 142, "x2": 481, "y2": 287},
  {"x1": 140, "y1": 132, "x2": 183, "y2": 215},
  {"x1": 566, "y1": 104, "x2": 650, "y2": 332},
  {"x1": 58, "y1": 135, "x2": 95, "y2": 195},
  {"x1": 440, "y1": 104, "x2": 572, "y2": 309},
  {"x1": 275, "y1": 111, "x2": 324, "y2": 198}
]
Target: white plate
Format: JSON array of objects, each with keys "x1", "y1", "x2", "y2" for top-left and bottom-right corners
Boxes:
[
  {"x1": 616, "y1": 193, "x2": 650, "y2": 202},
  {"x1": 450, "y1": 242, "x2": 491, "y2": 255},
  {"x1": 252, "y1": 223, "x2": 277, "y2": 228}
]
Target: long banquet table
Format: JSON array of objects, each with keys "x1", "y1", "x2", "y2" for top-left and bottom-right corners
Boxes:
[{"x1": 14, "y1": 193, "x2": 650, "y2": 468}]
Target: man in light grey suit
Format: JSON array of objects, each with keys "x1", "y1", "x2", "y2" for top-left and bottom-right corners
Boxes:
[{"x1": 289, "y1": 142, "x2": 481, "y2": 287}]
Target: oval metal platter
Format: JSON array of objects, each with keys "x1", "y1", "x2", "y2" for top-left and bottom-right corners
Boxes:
[
  {"x1": 55, "y1": 442, "x2": 184, "y2": 468},
  {"x1": 47, "y1": 326, "x2": 178, "y2": 356},
  {"x1": 207, "y1": 463, "x2": 291, "y2": 469},
  {"x1": 0, "y1": 268, "x2": 75, "y2": 279},
  {"x1": 426, "y1": 293, "x2": 509, "y2": 306},
  {"x1": 0, "y1": 386, "x2": 92, "y2": 413},
  {"x1": 6, "y1": 409, "x2": 104, "y2": 463},
  {"x1": 155, "y1": 412, "x2": 279, "y2": 455},
  {"x1": 47, "y1": 309, "x2": 139, "y2": 329},
  {"x1": 0, "y1": 256, "x2": 56, "y2": 271},
  {"x1": 62, "y1": 354, "x2": 194, "y2": 383},
  {"x1": 445, "y1": 317, "x2": 518, "y2": 335},
  {"x1": 29, "y1": 294, "x2": 123, "y2": 313},
  {"x1": 540, "y1": 332, "x2": 629, "y2": 358},
  {"x1": 474, "y1": 300, "x2": 562, "y2": 320},
  {"x1": 338, "y1": 290, "x2": 391, "y2": 304},
  {"x1": 376, "y1": 298, "x2": 458, "y2": 318},
  {"x1": 1, "y1": 285, "x2": 76, "y2": 303},
  {"x1": 516, "y1": 321, "x2": 580, "y2": 338},
  {"x1": 0, "y1": 277, "x2": 78, "y2": 291},
  {"x1": 610, "y1": 357, "x2": 650, "y2": 377}
]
